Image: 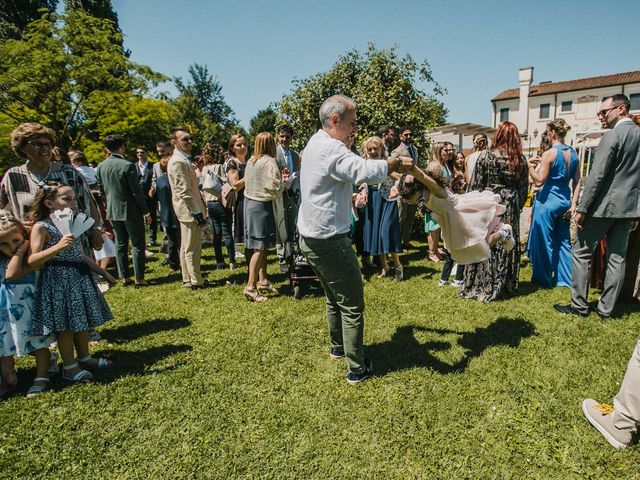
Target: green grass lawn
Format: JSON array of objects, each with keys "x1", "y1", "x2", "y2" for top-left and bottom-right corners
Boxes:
[{"x1": 1, "y1": 242, "x2": 639, "y2": 479}]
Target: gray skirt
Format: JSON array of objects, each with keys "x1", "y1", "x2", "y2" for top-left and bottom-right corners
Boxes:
[{"x1": 243, "y1": 197, "x2": 276, "y2": 250}]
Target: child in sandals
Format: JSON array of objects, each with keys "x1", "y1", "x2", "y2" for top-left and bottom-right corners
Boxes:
[
  {"x1": 398, "y1": 165, "x2": 515, "y2": 265},
  {"x1": 28, "y1": 182, "x2": 116, "y2": 385},
  {"x1": 0, "y1": 214, "x2": 57, "y2": 397}
]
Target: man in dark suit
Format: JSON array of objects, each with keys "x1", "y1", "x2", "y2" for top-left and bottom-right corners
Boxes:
[
  {"x1": 96, "y1": 135, "x2": 151, "y2": 286},
  {"x1": 377, "y1": 125, "x2": 395, "y2": 157},
  {"x1": 136, "y1": 145, "x2": 158, "y2": 246},
  {"x1": 392, "y1": 126, "x2": 419, "y2": 249},
  {"x1": 275, "y1": 124, "x2": 301, "y2": 272},
  {"x1": 555, "y1": 94, "x2": 640, "y2": 318}
]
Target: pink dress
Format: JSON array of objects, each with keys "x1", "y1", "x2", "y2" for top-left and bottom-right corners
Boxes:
[{"x1": 426, "y1": 190, "x2": 505, "y2": 264}]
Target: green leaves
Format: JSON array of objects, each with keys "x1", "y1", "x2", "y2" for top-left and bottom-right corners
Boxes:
[
  {"x1": 277, "y1": 44, "x2": 448, "y2": 152},
  {"x1": 0, "y1": 9, "x2": 167, "y2": 168}
]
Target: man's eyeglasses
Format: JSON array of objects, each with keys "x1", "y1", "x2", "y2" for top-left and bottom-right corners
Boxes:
[
  {"x1": 179, "y1": 136, "x2": 193, "y2": 142},
  {"x1": 26, "y1": 141, "x2": 53, "y2": 150},
  {"x1": 597, "y1": 104, "x2": 620, "y2": 118}
]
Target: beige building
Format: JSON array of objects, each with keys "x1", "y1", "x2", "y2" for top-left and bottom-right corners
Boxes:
[{"x1": 492, "y1": 67, "x2": 640, "y2": 155}]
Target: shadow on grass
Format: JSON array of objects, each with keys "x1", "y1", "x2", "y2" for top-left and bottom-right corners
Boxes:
[
  {"x1": 8, "y1": 343, "x2": 193, "y2": 396},
  {"x1": 92, "y1": 343, "x2": 193, "y2": 382},
  {"x1": 100, "y1": 317, "x2": 192, "y2": 343},
  {"x1": 369, "y1": 316, "x2": 536, "y2": 376}
]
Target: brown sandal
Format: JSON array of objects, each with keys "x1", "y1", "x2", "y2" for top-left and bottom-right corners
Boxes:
[
  {"x1": 244, "y1": 287, "x2": 268, "y2": 302},
  {"x1": 257, "y1": 283, "x2": 278, "y2": 295}
]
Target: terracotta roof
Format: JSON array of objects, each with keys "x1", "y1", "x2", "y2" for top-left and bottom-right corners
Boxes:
[{"x1": 492, "y1": 70, "x2": 640, "y2": 101}]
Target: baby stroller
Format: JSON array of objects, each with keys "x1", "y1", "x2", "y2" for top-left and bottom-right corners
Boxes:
[{"x1": 280, "y1": 190, "x2": 318, "y2": 299}]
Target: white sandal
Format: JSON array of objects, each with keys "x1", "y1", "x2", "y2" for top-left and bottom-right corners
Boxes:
[
  {"x1": 26, "y1": 377, "x2": 50, "y2": 398},
  {"x1": 77, "y1": 355, "x2": 112, "y2": 369},
  {"x1": 62, "y1": 363, "x2": 94, "y2": 383}
]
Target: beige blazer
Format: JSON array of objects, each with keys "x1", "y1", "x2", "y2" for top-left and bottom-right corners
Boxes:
[{"x1": 167, "y1": 150, "x2": 206, "y2": 223}]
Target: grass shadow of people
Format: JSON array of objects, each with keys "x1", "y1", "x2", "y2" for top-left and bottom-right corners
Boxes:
[
  {"x1": 368, "y1": 316, "x2": 536, "y2": 376},
  {"x1": 100, "y1": 317, "x2": 192, "y2": 343}
]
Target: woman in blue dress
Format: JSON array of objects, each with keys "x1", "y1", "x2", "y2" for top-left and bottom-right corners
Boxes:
[{"x1": 526, "y1": 119, "x2": 581, "y2": 288}]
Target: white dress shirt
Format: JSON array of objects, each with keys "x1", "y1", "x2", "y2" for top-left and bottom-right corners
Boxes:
[{"x1": 297, "y1": 129, "x2": 388, "y2": 239}]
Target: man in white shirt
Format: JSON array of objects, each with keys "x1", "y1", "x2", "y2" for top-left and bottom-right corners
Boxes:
[{"x1": 298, "y1": 95, "x2": 408, "y2": 384}]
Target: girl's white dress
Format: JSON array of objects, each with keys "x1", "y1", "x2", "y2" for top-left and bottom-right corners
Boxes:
[
  {"x1": 0, "y1": 259, "x2": 56, "y2": 356},
  {"x1": 426, "y1": 190, "x2": 505, "y2": 264}
]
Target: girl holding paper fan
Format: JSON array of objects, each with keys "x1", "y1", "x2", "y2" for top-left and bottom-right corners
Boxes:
[{"x1": 27, "y1": 182, "x2": 116, "y2": 384}]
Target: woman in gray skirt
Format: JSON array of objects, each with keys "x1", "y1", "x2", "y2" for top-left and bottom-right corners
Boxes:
[{"x1": 243, "y1": 132, "x2": 288, "y2": 302}]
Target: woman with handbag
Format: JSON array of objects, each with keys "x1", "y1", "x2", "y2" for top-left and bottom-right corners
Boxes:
[
  {"x1": 201, "y1": 142, "x2": 237, "y2": 269},
  {"x1": 242, "y1": 132, "x2": 288, "y2": 302},
  {"x1": 526, "y1": 119, "x2": 580, "y2": 288}
]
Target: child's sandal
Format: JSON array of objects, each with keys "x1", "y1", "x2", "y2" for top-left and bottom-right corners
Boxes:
[
  {"x1": 62, "y1": 363, "x2": 94, "y2": 383},
  {"x1": 26, "y1": 377, "x2": 50, "y2": 398},
  {"x1": 77, "y1": 355, "x2": 113, "y2": 369}
]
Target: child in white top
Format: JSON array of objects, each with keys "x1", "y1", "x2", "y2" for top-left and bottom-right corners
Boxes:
[{"x1": 398, "y1": 165, "x2": 514, "y2": 265}]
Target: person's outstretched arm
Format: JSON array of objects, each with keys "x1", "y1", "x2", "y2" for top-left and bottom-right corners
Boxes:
[{"x1": 410, "y1": 165, "x2": 447, "y2": 198}]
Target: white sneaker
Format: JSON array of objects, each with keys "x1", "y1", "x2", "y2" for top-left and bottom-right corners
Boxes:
[
  {"x1": 235, "y1": 251, "x2": 245, "y2": 260},
  {"x1": 499, "y1": 224, "x2": 515, "y2": 252},
  {"x1": 451, "y1": 280, "x2": 464, "y2": 287},
  {"x1": 438, "y1": 279, "x2": 450, "y2": 287}
]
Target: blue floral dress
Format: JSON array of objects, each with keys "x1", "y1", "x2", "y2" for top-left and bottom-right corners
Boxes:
[
  {"x1": 0, "y1": 259, "x2": 55, "y2": 356},
  {"x1": 31, "y1": 221, "x2": 112, "y2": 335}
]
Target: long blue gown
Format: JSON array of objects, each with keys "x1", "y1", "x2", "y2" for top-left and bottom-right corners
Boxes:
[{"x1": 526, "y1": 145, "x2": 578, "y2": 287}]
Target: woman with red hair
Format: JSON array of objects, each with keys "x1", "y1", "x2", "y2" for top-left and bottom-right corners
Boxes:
[{"x1": 459, "y1": 121, "x2": 529, "y2": 301}]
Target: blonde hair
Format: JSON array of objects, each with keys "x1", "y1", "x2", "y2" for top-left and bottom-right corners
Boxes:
[
  {"x1": 360, "y1": 136, "x2": 386, "y2": 159},
  {"x1": 546, "y1": 118, "x2": 571, "y2": 139},
  {"x1": 11, "y1": 123, "x2": 56, "y2": 159},
  {"x1": 251, "y1": 132, "x2": 276, "y2": 161},
  {"x1": 430, "y1": 143, "x2": 446, "y2": 164}
]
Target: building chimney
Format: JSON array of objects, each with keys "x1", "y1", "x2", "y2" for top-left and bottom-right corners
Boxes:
[{"x1": 518, "y1": 66, "x2": 534, "y2": 135}]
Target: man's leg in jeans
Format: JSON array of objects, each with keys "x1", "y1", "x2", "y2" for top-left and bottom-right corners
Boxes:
[
  {"x1": 613, "y1": 336, "x2": 640, "y2": 432},
  {"x1": 301, "y1": 235, "x2": 365, "y2": 374}
]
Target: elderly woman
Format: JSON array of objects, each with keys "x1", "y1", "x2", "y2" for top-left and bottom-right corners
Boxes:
[
  {"x1": 0, "y1": 123, "x2": 103, "y2": 250},
  {"x1": 242, "y1": 132, "x2": 287, "y2": 302},
  {"x1": 459, "y1": 121, "x2": 529, "y2": 302}
]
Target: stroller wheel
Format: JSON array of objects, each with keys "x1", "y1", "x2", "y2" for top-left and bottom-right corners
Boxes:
[{"x1": 293, "y1": 285, "x2": 302, "y2": 300}]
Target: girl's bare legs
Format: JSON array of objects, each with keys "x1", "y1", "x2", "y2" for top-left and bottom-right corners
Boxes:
[
  {"x1": 486, "y1": 231, "x2": 503, "y2": 247},
  {"x1": 0, "y1": 356, "x2": 17, "y2": 385},
  {"x1": 390, "y1": 253, "x2": 402, "y2": 268},
  {"x1": 58, "y1": 330, "x2": 83, "y2": 377}
]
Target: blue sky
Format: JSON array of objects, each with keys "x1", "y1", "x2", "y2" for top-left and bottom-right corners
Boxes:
[{"x1": 113, "y1": 0, "x2": 639, "y2": 130}]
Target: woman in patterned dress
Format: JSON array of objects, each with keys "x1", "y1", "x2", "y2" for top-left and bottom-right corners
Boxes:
[{"x1": 459, "y1": 122, "x2": 529, "y2": 302}]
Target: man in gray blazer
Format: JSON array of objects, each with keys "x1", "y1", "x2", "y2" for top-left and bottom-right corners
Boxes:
[
  {"x1": 555, "y1": 94, "x2": 640, "y2": 318},
  {"x1": 96, "y1": 135, "x2": 151, "y2": 286}
]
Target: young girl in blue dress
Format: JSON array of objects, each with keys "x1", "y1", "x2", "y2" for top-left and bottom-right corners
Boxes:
[
  {"x1": 28, "y1": 182, "x2": 116, "y2": 384},
  {"x1": 0, "y1": 214, "x2": 57, "y2": 397}
]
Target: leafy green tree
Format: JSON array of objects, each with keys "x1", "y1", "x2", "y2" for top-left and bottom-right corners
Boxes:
[
  {"x1": 0, "y1": 9, "x2": 166, "y2": 167},
  {"x1": 277, "y1": 44, "x2": 447, "y2": 152},
  {"x1": 249, "y1": 106, "x2": 278, "y2": 140},
  {"x1": 65, "y1": 0, "x2": 119, "y2": 24},
  {"x1": 0, "y1": 0, "x2": 58, "y2": 40},
  {"x1": 173, "y1": 63, "x2": 239, "y2": 149}
]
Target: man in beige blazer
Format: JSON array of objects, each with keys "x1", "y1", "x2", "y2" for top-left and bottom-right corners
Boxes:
[{"x1": 167, "y1": 127, "x2": 207, "y2": 288}]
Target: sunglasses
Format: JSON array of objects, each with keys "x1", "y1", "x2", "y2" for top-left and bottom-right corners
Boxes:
[{"x1": 597, "y1": 104, "x2": 620, "y2": 118}]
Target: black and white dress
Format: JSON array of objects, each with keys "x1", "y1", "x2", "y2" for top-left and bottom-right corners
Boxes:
[{"x1": 31, "y1": 220, "x2": 112, "y2": 335}]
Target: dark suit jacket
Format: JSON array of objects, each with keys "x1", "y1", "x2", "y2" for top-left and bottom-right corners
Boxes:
[
  {"x1": 96, "y1": 154, "x2": 149, "y2": 221},
  {"x1": 578, "y1": 120, "x2": 640, "y2": 218},
  {"x1": 137, "y1": 161, "x2": 154, "y2": 196},
  {"x1": 276, "y1": 145, "x2": 301, "y2": 192}
]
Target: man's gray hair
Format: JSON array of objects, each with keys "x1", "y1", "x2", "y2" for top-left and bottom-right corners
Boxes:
[{"x1": 319, "y1": 95, "x2": 354, "y2": 127}]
